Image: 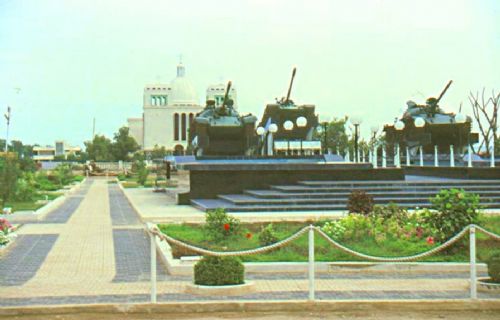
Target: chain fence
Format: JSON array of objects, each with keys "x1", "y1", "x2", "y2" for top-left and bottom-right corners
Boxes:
[{"x1": 147, "y1": 223, "x2": 499, "y2": 302}]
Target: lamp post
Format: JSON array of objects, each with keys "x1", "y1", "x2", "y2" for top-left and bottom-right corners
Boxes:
[
  {"x1": 394, "y1": 120, "x2": 405, "y2": 168},
  {"x1": 414, "y1": 117, "x2": 426, "y2": 166},
  {"x1": 256, "y1": 126, "x2": 265, "y2": 156},
  {"x1": 268, "y1": 123, "x2": 278, "y2": 156},
  {"x1": 370, "y1": 126, "x2": 378, "y2": 168},
  {"x1": 296, "y1": 116, "x2": 307, "y2": 155},
  {"x1": 455, "y1": 113, "x2": 467, "y2": 167},
  {"x1": 4, "y1": 106, "x2": 11, "y2": 153},
  {"x1": 350, "y1": 116, "x2": 362, "y2": 163},
  {"x1": 283, "y1": 120, "x2": 294, "y2": 156}
]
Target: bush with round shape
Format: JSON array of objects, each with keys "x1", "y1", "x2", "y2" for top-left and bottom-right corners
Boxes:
[
  {"x1": 204, "y1": 208, "x2": 241, "y2": 243},
  {"x1": 194, "y1": 256, "x2": 244, "y2": 286},
  {"x1": 488, "y1": 253, "x2": 500, "y2": 283},
  {"x1": 258, "y1": 223, "x2": 279, "y2": 246},
  {"x1": 426, "y1": 189, "x2": 481, "y2": 241},
  {"x1": 347, "y1": 190, "x2": 374, "y2": 215}
]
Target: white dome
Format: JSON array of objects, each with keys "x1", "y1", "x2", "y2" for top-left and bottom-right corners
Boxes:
[{"x1": 170, "y1": 64, "x2": 198, "y2": 106}]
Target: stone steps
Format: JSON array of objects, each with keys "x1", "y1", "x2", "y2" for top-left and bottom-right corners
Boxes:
[{"x1": 191, "y1": 178, "x2": 500, "y2": 212}]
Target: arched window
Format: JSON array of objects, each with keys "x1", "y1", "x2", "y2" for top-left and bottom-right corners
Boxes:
[
  {"x1": 174, "y1": 113, "x2": 179, "y2": 141},
  {"x1": 181, "y1": 113, "x2": 187, "y2": 141}
]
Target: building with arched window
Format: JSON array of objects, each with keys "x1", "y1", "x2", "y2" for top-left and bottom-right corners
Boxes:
[{"x1": 127, "y1": 63, "x2": 204, "y2": 153}]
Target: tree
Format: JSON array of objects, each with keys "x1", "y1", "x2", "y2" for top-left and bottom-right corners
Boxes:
[
  {"x1": 85, "y1": 135, "x2": 114, "y2": 161},
  {"x1": 469, "y1": 88, "x2": 499, "y2": 154},
  {"x1": 313, "y1": 117, "x2": 350, "y2": 154},
  {"x1": 151, "y1": 145, "x2": 167, "y2": 160},
  {"x1": 111, "y1": 126, "x2": 139, "y2": 161},
  {"x1": 0, "y1": 155, "x2": 20, "y2": 207}
]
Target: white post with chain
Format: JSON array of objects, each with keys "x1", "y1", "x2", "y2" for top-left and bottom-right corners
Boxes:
[
  {"x1": 150, "y1": 232, "x2": 157, "y2": 303},
  {"x1": 470, "y1": 225, "x2": 477, "y2": 299},
  {"x1": 308, "y1": 225, "x2": 315, "y2": 301}
]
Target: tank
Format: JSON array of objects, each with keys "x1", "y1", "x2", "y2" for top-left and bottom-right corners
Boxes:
[
  {"x1": 383, "y1": 80, "x2": 478, "y2": 154},
  {"x1": 190, "y1": 81, "x2": 257, "y2": 156},
  {"x1": 258, "y1": 68, "x2": 319, "y2": 141}
]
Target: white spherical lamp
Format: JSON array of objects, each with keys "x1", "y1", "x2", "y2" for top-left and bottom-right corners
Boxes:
[
  {"x1": 256, "y1": 126, "x2": 265, "y2": 135},
  {"x1": 283, "y1": 120, "x2": 294, "y2": 131},
  {"x1": 414, "y1": 117, "x2": 425, "y2": 128},
  {"x1": 370, "y1": 126, "x2": 379, "y2": 134},
  {"x1": 268, "y1": 123, "x2": 278, "y2": 133},
  {"x1": 455, "y1": 113, "x2": 466, "y2": 124},
  {"x1": 394, "y1": 120, "x2": 405, "y2": 131},
  {"x1": 296, "y1": 116, "x2": 307, "y2": 128}
]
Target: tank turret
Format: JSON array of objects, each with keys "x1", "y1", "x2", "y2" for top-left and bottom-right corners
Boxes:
[{"x1": 190, "y1": 81, "x2": 257, "y2": 156}]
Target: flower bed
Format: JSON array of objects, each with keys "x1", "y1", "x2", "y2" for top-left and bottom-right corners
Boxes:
[{"x1": 158, "y1": 214, "x2": 500, "y2": 263}]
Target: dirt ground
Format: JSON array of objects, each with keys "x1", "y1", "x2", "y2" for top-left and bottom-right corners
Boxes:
[{"x1": 3, "y1": 310, "x2": 500, "y2": 320}]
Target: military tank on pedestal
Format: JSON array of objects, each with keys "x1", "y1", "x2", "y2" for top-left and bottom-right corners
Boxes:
[
  {"x1": 190, "y1": 81, "x2": 257, "y2": 156},
  {"x1": 384, "y1": 80, "x2": 478, "y2": 154},
  {"x1": 257, "y1": 68, "x2": 319, "y2": 149}
]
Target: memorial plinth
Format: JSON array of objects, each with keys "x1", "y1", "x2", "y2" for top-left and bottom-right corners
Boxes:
[{"x1": 177, "y1": 161, "x2": 404, "y2": 204}]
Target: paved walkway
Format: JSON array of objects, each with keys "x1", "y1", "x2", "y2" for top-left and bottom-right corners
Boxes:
[{"x1": 0, "y1": 178, "x2": 498, "y2": 307}]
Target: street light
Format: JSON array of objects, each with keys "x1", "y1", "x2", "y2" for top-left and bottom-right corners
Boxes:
[
  {"x1": 455, "y1": 113, "x2": 468, "y2": 167},
  {"x1": 283, "y1": 120, "x2": 294, "y2": 155},
  {"x1": 296, "y1": 116, "x2": 307, "y2": 155},
  {"x1": 414, "y1": 117, "x2": 425, "y2": 166},
  {"x1": 256, "y1": 126, "x2": 265, "y2": 155},
  {"x1": 350, "y1": 116, "x2": 362, "y2": 163},
  {"x1": 268, "y1": 123, "x2": 278, "y2": 156},
  {"x1": 394, "y1": 120, "x2": 405, "y2": 167},
  {"x1": 370, "y1": 126, "x2": 378, "y2": 168}
]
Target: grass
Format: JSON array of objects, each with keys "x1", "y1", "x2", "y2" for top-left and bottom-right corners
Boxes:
[
  {"x1": 158, "y1": 215, "x2": 500, "y2": 263},
  {"x1": 121, "y1": 179, "x2": 177, "y2": 188}
]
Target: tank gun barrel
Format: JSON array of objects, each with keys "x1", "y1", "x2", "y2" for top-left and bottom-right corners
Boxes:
[
  {"x1": 285, "y1": 67, "x2": 297, "y2": 103},
  {"x1": 220, "y1": 81, "x2": 232, "y2": 112},
  {"x1": 436, "y1": 80, "x2": 453, "y2": 104}
]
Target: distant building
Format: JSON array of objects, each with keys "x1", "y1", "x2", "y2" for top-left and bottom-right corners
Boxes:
[
  {"x1": 127, "y1": 62, "x2": 238, "y2": 154},
  {"x1": 32, "y1": 141, "x2": 81, "y2": 161}
]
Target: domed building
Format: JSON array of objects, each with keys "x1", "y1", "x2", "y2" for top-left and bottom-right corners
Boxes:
[{"x1": 127, "y1": 63, "x2": 207, "y2": 154}]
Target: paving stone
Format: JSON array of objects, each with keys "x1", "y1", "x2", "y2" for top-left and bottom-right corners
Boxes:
[
  {"x1": 112, "y1": 229, "x2": 168, "y2": 282},
  {"x1": 108, "y1": 185, "x2": 141, "y2": 226},
  {"x1": 0, "y1": 234, "x2": 58, "y2": 286}
]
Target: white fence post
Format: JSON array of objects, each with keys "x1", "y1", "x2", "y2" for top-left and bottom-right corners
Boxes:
[
  {"x1": 434, "y1": 145, "x2": 439, "y2": 167},
  {"x1": 150, "y1": 232, "x2": 157, "y2": 303},
  {"x1": 469, "y1": 225, "x2": 477, "y2": 299},
  {"x1": 419, "y1": 146, "x2": 424, "y2": 166},
  {"x1": 406, "y1": 146, "x2": 410, "y2": 166},
  {"x1": 450, "y1": 145, "x2": 455, "y2": 167},
  {"x1": 382, "y1": 147, "x2": 387, "y2": 168},
  {"x1": 468, "y1": 144, "x2": 473, "y2": 168},
  {"x1": 373, "y1": 146, "x2": 378, "y2": 168},
  {"x1": 308, "y1": 225, "x2": 315, "y2": 301}
]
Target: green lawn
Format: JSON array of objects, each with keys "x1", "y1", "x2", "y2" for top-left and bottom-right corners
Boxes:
[{"x1": 158, "y1": 215, "x2": 500, "y2": 263}]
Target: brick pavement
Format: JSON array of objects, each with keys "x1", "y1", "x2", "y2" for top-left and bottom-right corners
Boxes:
[{"x1": 0, "y1": 178, "x2": 498, "y2": 308}]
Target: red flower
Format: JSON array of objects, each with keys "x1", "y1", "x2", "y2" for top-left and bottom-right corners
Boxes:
[
  {"x1": 426, "y1": 236, "x2": 434, "y2": 245},
  {"x1": 246, "y1": 233, "x2": 252, "y2": 239},
  {"x1": 223, "y1": 223, "x2": 230, "y2": 231}
]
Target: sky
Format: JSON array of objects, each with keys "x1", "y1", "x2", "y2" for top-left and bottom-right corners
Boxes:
[{"x1": 0, "y1": 0, "x2": 499, "y2": 147}]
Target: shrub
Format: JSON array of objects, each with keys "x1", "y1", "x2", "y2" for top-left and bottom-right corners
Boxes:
[
  {"x1": 487, "y1": 253, "x2": 500, "y2": 283},
  {"x1": 194, "y1": 256, "x2": 244, "y2": 286},
  {"x1": 13, "y1": 174, "x2": 36, "y2": 201},
  {"x1": 347, "y1": 190, "x2": 374, "y2": 215},
  {"x1": 132, "y1": 160, "x2": 149, "y2": 185},
  {"x1": 321, "y1": 220, "x2": 346, "y2": 240},
  {"x1": 258, "y1": 223, "x2": 279, "y2": 246},
  {"x1": 371, "y1": 203, "x2": 408, "y2": 223},
  {"x1": 53, "y1": 164, "x2": 74, "y2": 186},
  {"x1": 204, "y1": 208, "x2": 241, "y2": 243},
  {"x1": 426, "y1": 189, "x2": 481, "y2": 241}
]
